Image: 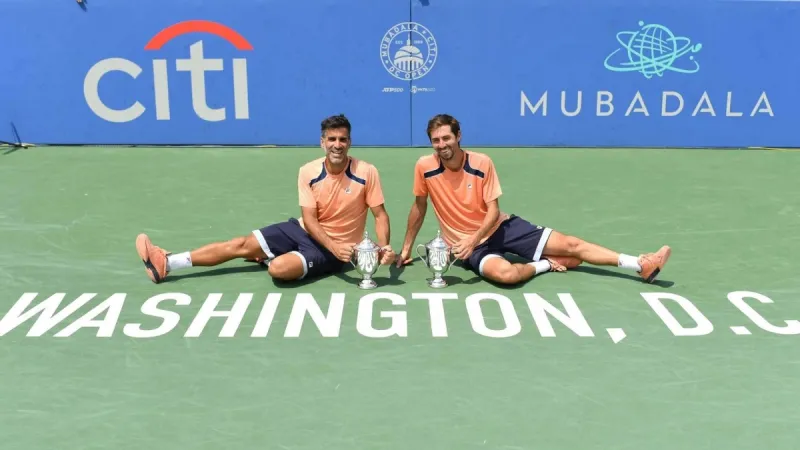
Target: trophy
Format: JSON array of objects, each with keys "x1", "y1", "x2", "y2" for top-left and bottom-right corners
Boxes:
[
  {"x1": 416, "y1": 230, "x2": 457, "y2": 288},
  {"x1": 350, "y1": 231, "x2": 381, "y2": 289}
]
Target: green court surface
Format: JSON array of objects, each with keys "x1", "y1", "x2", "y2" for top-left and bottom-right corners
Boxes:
[{"x1": 1, "y1": 146, "x2": 799, "y2": 449}]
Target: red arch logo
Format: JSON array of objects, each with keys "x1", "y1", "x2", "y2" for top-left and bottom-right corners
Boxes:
[{"x1": 144, "y1": 20, "x2": 253, "y2": 51}]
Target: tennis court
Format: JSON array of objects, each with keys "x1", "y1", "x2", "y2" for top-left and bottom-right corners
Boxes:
[{"x1": 1, "y1": 145, "x2": 799, "y2": 449}]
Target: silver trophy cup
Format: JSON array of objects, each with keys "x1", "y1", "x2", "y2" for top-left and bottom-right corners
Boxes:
[
  {"x1": 416, "y1": 230, "x2": 457, "y2": 288},
  {"x1": 350, "y1": 231, "x2": 381, "y2": 289}
]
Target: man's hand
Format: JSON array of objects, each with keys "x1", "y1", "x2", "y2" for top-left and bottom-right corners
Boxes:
[
  {"x1": 545, "y1": 257, "x2": 568, "y2": 272},
  {"x1": 332, "y1": 243, "x2": 354, "y2": 263},
  {"x1": 395, "y1": 247, "x2": 414, "y2": 268},
  {"x1": 452, "y1": 235, "x2": 479, "y2": 261},
  {"x1": 379, "y1": 245, "x2": 396, "y2": 265}
]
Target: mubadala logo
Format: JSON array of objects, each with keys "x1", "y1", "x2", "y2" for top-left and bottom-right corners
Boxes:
[
  {"x1": 519, "y1": 21, "x2": 773, "y2": 119},
  {"x1": 380, "y1": 22, "x2": 438, "y2": 82}
]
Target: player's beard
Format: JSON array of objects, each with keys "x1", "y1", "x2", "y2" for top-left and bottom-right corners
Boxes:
[
  {"x1": 327, "y1": 146, "x2": 347, "y2": 165},
  {"x1": 437, "y1": 146, "x2": 454, "y2": 160}
]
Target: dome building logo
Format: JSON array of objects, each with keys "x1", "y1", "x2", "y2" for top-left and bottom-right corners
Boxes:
[{"x1": 380, "y1": 22, "x2": 438, "y2": 81}]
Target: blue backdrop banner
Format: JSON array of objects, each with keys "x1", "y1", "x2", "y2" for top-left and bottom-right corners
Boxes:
[{"x1": 2, "y1": 0, "x2": 798, "y2": 147}]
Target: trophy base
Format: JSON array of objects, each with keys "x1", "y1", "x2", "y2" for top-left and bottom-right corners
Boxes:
[
  {"x1": 357, "y1": 279, "x2": 378, "y2": 290},
  {"x1": 426, "y1": 277, "x2": 448, "y2": 289}
]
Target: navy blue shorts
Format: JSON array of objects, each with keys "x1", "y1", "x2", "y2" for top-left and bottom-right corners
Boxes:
[
  {"x1": 463, "y1": 215, "x2": 553, "y2": 276},
  {"x1": 252, "y1": 218, "x2": 345, "y2": 279}
]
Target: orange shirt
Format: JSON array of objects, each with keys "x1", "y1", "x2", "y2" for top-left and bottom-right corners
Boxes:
[
  {"x1": 413, "y1": 150, "x2": 508, "y2": 246},
  {"x1": 297, "y1": 156, "x2": 385, "y2": 246}
]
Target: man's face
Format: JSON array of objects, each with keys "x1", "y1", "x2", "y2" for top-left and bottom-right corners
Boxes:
[
  {"x1": 321, "y1": 128, "x2": 351, "y2": 165},
  {"x1": 429, "y1": 125, "x2": 460, "y2": 161}
]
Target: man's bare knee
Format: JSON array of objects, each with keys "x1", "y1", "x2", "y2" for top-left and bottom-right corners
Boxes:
[
  {"x1": 482, "y1": 258, "x2": 523, "y2": 285},
  {"x1": 546, "y1": 231, "x2": 583, "y2": 257},
  {"x1": 228, "y1": 236, "x2": 247, "y2": 250},
  {"x1": 267, "y1": 254, "x2": 305, "y2": 281},
  {"x1": 495, "y1": 266, "x2": 522, "y2": 284},
  {"x1": 564, "y1": 236, "x2": 584, "y2": 256},
  {"x1": 232, "y1": 234, "x2": 265, "y2": 259}
]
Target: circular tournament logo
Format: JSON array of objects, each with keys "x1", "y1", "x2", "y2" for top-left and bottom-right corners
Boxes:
[{"x1": 380, "y1": 22, "x2": 438, "y2": 81}]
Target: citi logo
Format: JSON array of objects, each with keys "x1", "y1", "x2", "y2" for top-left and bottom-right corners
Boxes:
[{"x1": 84, "y1": 20, "x2": 252, "y2": 123}]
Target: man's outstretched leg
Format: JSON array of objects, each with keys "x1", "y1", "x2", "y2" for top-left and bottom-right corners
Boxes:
[
  {"x1": 478, "y1": 254, "x2": 567, "y2": 285},
  {"x1": 135, "y1": 233, "x2": 268, "y2": 283},
  {"x1": 541, "y1": 230, "x2": 671, "y2": 283},
  {"x1": 136, "y1": 223, "x2": 310, "y2": 283},
  {"x1": 460, "y1": 233, "x2": 568, "y2": 286}
]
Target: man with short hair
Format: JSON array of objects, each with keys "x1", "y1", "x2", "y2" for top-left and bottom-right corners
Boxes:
[
  {"x1": 136, "y1": 114, "x2": 396, "y2": 283},
  {"x1": 396, "y1": 113, "x2": 670, "y2": 285}
]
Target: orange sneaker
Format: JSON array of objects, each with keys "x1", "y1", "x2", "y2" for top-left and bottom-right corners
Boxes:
[
  {"x1": 546, "y1": 256, "x2": 582, "y2": 269},
  {"x1": 135, "y1": 233, "x2": 169, "y2": 283},
  {"x1": 638, "y1": 246, "x2": 671, "y2": 283}
]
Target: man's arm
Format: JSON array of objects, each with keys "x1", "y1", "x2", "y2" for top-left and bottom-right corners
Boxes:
[
  {"x1": 397, "y1": 159, "x2": 430, "y2": 266},
  {"x1": 301, "y1": 206, "x2": 351, "y2": 262},
  {"x1": 397, "y1": 195, "x2": 428, "y2": 265},
  {"x1": 370, "y1": 204, "x2": 391, "y2": 247},
  {"x1": 452, "y1": 198, "x2": 500, "y2": 261},
  {"x1": 370, "y1": 203, "x2": 396, "y2": 265},
  {"x1": 363, "y1": 165, "x2": 390, "y2": 247},
  {"x1": 301, "y1": 206, "x2": 336, "y2": 251},
  {"x1": 362, "y1": 164, "x2": 393, "y2": 264},
  {"x1": 473, "y1": 198, "x2": 500, "y2": 242}
]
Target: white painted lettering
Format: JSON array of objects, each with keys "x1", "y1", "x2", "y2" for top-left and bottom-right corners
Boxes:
[
  {"x1": 524, "y1": 293, "x2": 594, "y2": 337},
  {"x1": 625, "y1": 91, "x2": 649, "y2": 116},
  {"x1": 728, "y1": 291, "x2": 800, "y2": 335},
  {"x1": 84, "y1": 59, "x2": 145, "y2": 123},
  {"x1": 692, "y1": 92, "x2": 716, "y2": 116},
  {"x1": 185, "y1": 293, "x2": 252, "y2": 337},
  {"x1": 751, "y1": 92, "x2": 774, "y2": 116},
  {"x1": 284, "y1": 293, "x2": 345, "y2": 337},
  {"x1": 596, "y1": 91, "x2": 613, "y2": 116},
  {"x1": 55, "y1": 294, "x2": 126, "y2": 337},
  {"x1": 642, "y1": 292, "x2": 713, "y2": 336},
  {"x1": 561, "y1": 91, "x2": 582, "y2": 117},
  {"x1": 123, "y1": 292, "x2": 191, "y2": 338},
  {"x1": 466, "y1": 293, "x2": 521, "y2": 338},
  {"x1": 87, "y1": 41, "x2": 250, "y2": 123},
  {"x1": 176, "y1": 41, "x2": 225, "y2": 122},
  {"x1": 250, "y1": 293, "x2": 282, "y2": 338},
  {"x1": 662, "y1": 91, "x2": 684, "y2": 116},
  {"x1": 520, "y1": 91, "x2": 772, "y2": 118},
  {"x1": 357, "y1": 292, "x2": 408, "y2": 338},
  {"x1": 412, "y1": 292, "x2": 458, "y2": 337},
  {"x1": 152, "y1": 59, "x2": 170, "y2": 120},
  {"x1": 725, "y1": 92, "x2": 743, "y2": 117},
  {"x1": 232, "y1": 58, "x2": 250, "y2": 119},
  {"x1": 0, "y1": 293, "x2": 97, "y2": 337},
  {"x1": 521, "y1": 91, "x2": 547, "y2": 116}
]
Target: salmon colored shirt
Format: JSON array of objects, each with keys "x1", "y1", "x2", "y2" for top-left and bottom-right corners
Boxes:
[
  {"x1": 413, "y1": 150, "x2": 508, "y2": 246},
  {"x1": 297, "y1": 156, "x2": 385, "y2": 246}
]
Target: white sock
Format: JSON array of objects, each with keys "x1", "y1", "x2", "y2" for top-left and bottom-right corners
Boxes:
[
  {"x1": 529, "y1": 260, "x2": 551, "y2": 275},
  {"x1": 166, "y1": 252, "x2": 193, "y2": 272},
  {"x1": 618, "y1": 254, "x2": 641, "y2": 272}
]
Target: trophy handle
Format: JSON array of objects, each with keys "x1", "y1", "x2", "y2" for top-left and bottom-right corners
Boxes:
[
  {"x1": 415, "y1": 244, "x2": 429, "y2": 268},
  {"x1": 447, "y1": 252, "x2": 459, "y2": 271}
]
